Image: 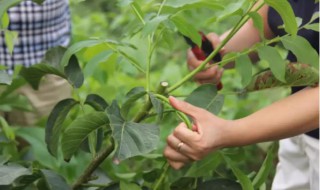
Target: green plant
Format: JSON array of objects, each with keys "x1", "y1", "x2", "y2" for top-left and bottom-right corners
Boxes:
[{"x1": 0, "y1": 0, "x2": 318, "y2": 189}]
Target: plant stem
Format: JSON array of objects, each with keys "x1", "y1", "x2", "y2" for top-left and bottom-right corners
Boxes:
[
  {"x1": 154, "y1": 94, "x2": 192, "y2": 129},
  {"x1": 167, "y1": 0, "x2": 264, "y2": 93},
  {"x1": 153, "y1": 162, "x2": 170, "y2": 190},
  {"x1": 72, "y1": 139, "x2": 115, "y2": 190}
]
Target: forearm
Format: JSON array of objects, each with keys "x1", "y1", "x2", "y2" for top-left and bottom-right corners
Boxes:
[{"x1": 224, "y1": 86, "x2": 319, "y2": 147}]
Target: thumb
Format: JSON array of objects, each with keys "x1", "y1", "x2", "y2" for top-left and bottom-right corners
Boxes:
[{"x1": 169, "y1": 96, "x2": 202, "y2": 118}]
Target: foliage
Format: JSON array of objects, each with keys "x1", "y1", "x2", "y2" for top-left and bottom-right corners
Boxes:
[{"x1": 0, "y1": 0, "x2": 318, "y2": 189}]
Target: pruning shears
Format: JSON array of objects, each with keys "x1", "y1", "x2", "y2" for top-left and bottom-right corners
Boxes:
[{"x1": 183, "y1": 32, "x2": 223, "y2": 90}]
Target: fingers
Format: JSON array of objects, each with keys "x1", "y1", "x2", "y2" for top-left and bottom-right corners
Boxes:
[{"x1": 169, "y1": 96, "x2": 203, "y2": 118}]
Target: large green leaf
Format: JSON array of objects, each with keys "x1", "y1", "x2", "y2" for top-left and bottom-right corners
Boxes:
[
  {"x1": 19, "y1": 64, "x2": 65, "y2": 90},
  {"x1": 163, "y1": 0, "x2": 224, "y2": 12},
  {"x1": 0, "y1": 94, "x2": 32, "y2": 112},
  {"x1": 257, "y1": 46, "x2": 286, "y2": 83},
  {"x1": 252, "y1": 143, "x2": 277, "y2": 189},
  {"x1": 281, "y1": 35, "x2": 319, "y2": 69},
  {"x1": 185, "y1": 84, "x2": 224, "y2": 115},
  {"x1": 46, "y1": 98, "x2": 79, "y2": 157},
  {"x1": 119, "y1": 181, "x2": 141, "y2": 190},
  {"x1": 246, "y1": 63, "x2": 319, "y2": 92},
  {"x1": 64, "y1": 55, "x2": 84, "y2": 88},
  {"x1": 0, "y1": 164, "x2": 31, "y2": 185},
  {"x1": 106, "y1": 101, "x2": 159, "y2": 161},
  {"x1": 235, "y1": 54, "x2": 253, "y2": 87},
  {"x1": 248, "y1": 12, "x2": 264, "y2": 39},
  {"x1": 61, "y1": 111, "x2": 110, "y2": 161},
  {"x1": 265, "y1": 0, "x2": 298, "y2": 35},
  {"x1": 40, "y1": 169, "x2": 70, "y2": 190},
  {"x1": 83, "y1": 50, "x2": 113, "y2": 78},
  {"x1": 142, "y1": 15, "x2": 169, "y2": 37},
  {"x1": 120, "y1": 87, "x2": 146, "y2": 119}
]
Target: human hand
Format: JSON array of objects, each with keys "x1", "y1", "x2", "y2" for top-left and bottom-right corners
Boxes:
[
  {"x1": 187, "y1": 33, "x2": 225, "y2": 84},
  {"x1": 163, "y1": 96, "x2": 231, "y2": 170}
]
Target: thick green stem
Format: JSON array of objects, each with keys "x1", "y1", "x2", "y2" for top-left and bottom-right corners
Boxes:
[
  {"x1": 153, "y1": 163, "x2": 170, "y2": 190},
  {"x1": 72, "y1": 139, "x2": 115, "y2": 190}
]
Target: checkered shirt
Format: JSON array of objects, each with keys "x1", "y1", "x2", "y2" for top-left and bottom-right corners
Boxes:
[{"x1": 0, "y1": 0, "x2": 71, "y2": 75}]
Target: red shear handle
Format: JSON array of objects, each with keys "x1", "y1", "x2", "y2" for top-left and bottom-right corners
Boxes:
[{"x1": 191, "y1": 46, "x2": 223, "y2": 90}]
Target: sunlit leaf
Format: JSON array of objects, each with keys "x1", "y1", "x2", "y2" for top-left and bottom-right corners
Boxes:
[
  {"x1": 0, "y1": 117, "x2": 14, "y2": 140},
  {"x1": 4, "y1": 30, "x2": 18, "y2": 54},
  {"x1": 0, "y1": 0, "x2": 23, "y2": 21},
  {"x1": 185, "y1": 84, "x2": 224, "y2": 115},
  {"x1": 83, "y1": 50, "x2": 113, "y2": 78},
  {"x1": 281, "y1": 35, "x2": 319, "y2": 69},
  {"x1": 61, "y1": 111, "x2": 109, "y2": 161},
  {"x1": 46, "y1": 98, "x2": 79, "y2": 157},
  {"x1": 265, "y1": 0, "x2": 298, "y2": 35},
  {"x1": 106, "y1": 101, "x2": 159, "y2": 161},
  {"x1": 245, "y1": 63, "x2": 319, "y2": 92},
  {"x1": 257, "y1": 46, "x2": 286, "y2": 82},
  {"x1": 1, "y1": 12, "x2": 9, "y2": 29},
  {"x1": 119, "y1": 181, "x2": 141, "y2": 190},
  {"x1": 248, "y1": 12, "x2": 264, "y2": 39},
  {"x1": 142, "y1": 15, "x2": 169, "y2": 37},
  {"x1": 303, "y1": 23, "x2": 320, "y2": 32}
]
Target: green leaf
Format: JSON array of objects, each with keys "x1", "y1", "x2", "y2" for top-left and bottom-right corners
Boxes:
[
  {"x1": 1, "y1": 12, "x2": 9, "y2": 29},
  {"x1": 42, "y1": 46, "x2": 66, "y2": 70},
  {"x1": 235, "y1": 54, "x2": 252, "y2": 87},
  {"x1": 149, "y1": 93, "x2": 164, "y2": 122},
  {"x1": 0, "y1": 164, "x2": 32, "y2": 185},
  {"x1": 281, "y1": 35, "x2": 319, "y2": 69},
  {"x1": 248, "y1": 12, "x2": 264, "y2": 40},
  {"x1": 61, "y1": 111, "x2": 109, "y2": 161},
  {"x1": 83, "y1": 50, "x2": 113, "y2": 78},
  {"x1": 303, "y1": 23, "x2": 320, "y2": 32},
  {"x1": 142, "y1": 15, "x2": 169, "y2": 37},
  {"x1": 185, "y1": 152, "x2": 222, "y2": 177},
  {"x1": 197, "y1": 179, "x2": 241, "y2": 190},
  {"x1": 185, "y1": 84, "x2": 224, "y2": 115},
  {"x1": 265, "y1": 0, "x2": 298, "y2": 35},
  {"x1": 31, "y1": 0, "x2": 45, "y2": 4},
  {"x1": 0, "y1": 117, "x2": 14, "y2": 140},
  {"x1": 163, "y1": 0, "x2": 224, "y2": 11},
  {"x1": 120, "y1": 87, "x2": 146, "y2": 119},
  {"x1": 257, "y1": 46, "x2": 286, "y2": 82},
  {"x1": 45, "y1": 98, "x2": 79, "y2": 157},
  {"x1": 253, "y1": 143, "x2": 277, "y2": 189},
  {"x1": 84, "y1": 94, "x2": 109, "y2": 111},
  {"x1": 224, "y1": 156, "x2": 254, "y2": 190},
  {"x1": 64, "y1": 55, "x2": 84, "y2": 88},
  {"x1": 106, "y1": 101, "x2": 159, "y2": 161},
  {"x1": 19, "y1": 64, "x2": 65, "y2": 90},
  {"x1": 40, "y1": 169, "x2": 70, "y2": 190},
  {"x1": 131, "y1": 2, "x2": 144, "y2": 23},
  {"x1": 4, "y1": 30, "x2": 18, "y2": 54},
  {"x1": 0, "y1": 71, "x2": 12, "y2": 85},
  {"x1": 245, "y1": 63, "x2": 319, "y2": 91},
  {"x1": 119, "y1": 181, "x2": 141, "y2": 190},
  {"x1": 0, "y1": 0, "x2": 23, "y2": 21},
  {"x1": 171, "y1": 15, "x2": 201, "y2": 47},
  {"x1": 0, "y1": 94, "x2": 32, "y2": 112}
]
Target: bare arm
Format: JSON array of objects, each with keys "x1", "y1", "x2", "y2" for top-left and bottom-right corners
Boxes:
[{"x1": 164, "y1": 86, "x2": 319, "y2": 169}]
